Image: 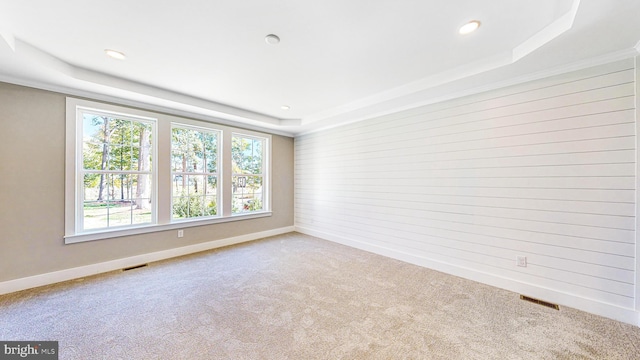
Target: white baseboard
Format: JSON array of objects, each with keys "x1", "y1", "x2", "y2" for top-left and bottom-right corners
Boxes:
[
  {"x1": 0, "y1": 226, "x2": 295, "y2": 296},
  {"x1": 295, "y1": 226, "x2": 640, "y2": 327}
]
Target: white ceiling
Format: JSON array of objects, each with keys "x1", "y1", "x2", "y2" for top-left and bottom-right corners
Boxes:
[{"x1": 0, "y1": 0, "x2": 639, "y2": 136}]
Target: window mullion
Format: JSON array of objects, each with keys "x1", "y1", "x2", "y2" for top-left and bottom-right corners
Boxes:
[
  {"x1": 156, "y1": 119, "x2": 172, "y2": 225},
  {"x1": 222, "y1": 130, "x2": 233, "y2": 217}
]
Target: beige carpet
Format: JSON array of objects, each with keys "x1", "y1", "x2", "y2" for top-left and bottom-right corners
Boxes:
[{"x1": 0, "y1": 232, "x2": 639, "y2": 359}]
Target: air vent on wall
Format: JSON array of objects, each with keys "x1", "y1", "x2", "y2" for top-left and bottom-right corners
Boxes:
[
  {"x1": 520, "y1": 295, "x2": 560, "y2": 310},
  {"x1": 122, "y1": 264, "x2": 148, "y2": 272}
]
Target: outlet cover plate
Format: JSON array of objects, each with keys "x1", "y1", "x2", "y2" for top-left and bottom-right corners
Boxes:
[{"x1": 516, "y1": 256, "x2": 527, "y2": 267}]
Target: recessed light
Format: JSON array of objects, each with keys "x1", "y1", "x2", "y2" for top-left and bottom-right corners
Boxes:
[
  {"x1": 105, "y1": 49, "x2": 126, "y2": 60},
  {"x1": 281, "y1": 105, "x2": 290, "y2": 110},
  {"x1": 459, "y1": 20, "x2": 481, "y2": 35},
  {"x1": 265, "y1": 34, "x2": 280, "y2": 45}
]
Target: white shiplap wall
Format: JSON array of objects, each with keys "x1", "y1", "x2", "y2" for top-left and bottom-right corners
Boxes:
[{"x1": 295, "y1": 58, "x2": 637, "y2": 324}]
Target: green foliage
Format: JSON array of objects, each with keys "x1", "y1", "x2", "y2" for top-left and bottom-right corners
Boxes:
[
  {"x1": 83, "y1": 114, "x2": 153, "y2": 202},
  {"x1": 247, "y1": 198, "x2": 262, "y2": 211},
  {"x1": 172, "y1": 195, "x2": 217, "y2": 218},
  {"x1": 172, "y1": 127, "x2": 217, "y2": 173},
  {"x1": 84, "y1": 116, "x2": 150, "y2": 172},
  {"x1": 84, "y1": 173, "x2": 101, "y2": 188},
  {"x1": 231, "y1": 136, "x2": 263, "y2": 176}
]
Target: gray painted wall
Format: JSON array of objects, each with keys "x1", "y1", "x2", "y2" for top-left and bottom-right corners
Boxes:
[{"x1": 0, "y1": 82, "x2": 294, "y2": 282}]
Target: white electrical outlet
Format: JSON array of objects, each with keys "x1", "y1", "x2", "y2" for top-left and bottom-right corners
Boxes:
[
  {"x1": 516, "y1": 255, "x2": 527, "y2": 267},
  {"x1": 177, "y1": 230, "x2": 184, "y2": 238}
]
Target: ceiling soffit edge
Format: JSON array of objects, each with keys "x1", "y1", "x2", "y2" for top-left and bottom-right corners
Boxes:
[
  {"x1": 512, "y1": 0, "x2": 581, "y2": 61},
  {"x1": 0, "y1": 28, "x2": 15, "y2": 51},
  {"x1": 301, "y1": 0, "x2": 582, "y2": 127},
  {"x1": 7, "y1": 38, "x2": 296, "y2": 129},
  {"x1": 296, "y1": 46, "x2": 639, "y2": 137},
  {"x1": 0, "y1": 71, "x2": 297, "y2": 138}
]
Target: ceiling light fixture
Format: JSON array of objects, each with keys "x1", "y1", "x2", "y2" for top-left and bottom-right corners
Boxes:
[
  {"x1": 105, "y1": 49, "x2": 126, "y2": 60},
  {"x1": 281, "y1": 105, "x2": 290, "y2": 110},
  {"x1": 265, "y1": 34, "x2": 280, "y2": 45},
  {"x1": 459, "y1": 20, "x2": 481, "y2": 35}
]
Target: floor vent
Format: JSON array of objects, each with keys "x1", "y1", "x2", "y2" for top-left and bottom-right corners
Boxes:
[
  {"x1": 122, "y1": 264, "x2": 148, "y2": 272},
  {"x1": 520, "y1": 295, "x2": 559, "y2": 310}
]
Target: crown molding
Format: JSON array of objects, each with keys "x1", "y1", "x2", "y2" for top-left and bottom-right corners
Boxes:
[
  {"x1": 5, "y1": 38, "x2": 295, "y2": 130},
  {"x1": 512, "y1": 0, "x2": 580, "y2": 62},
  {"x1": 298, "y1": 46, "x2": 639, "y2": 136},
  {"x1": 0, "y1": 72, "x2": 296, "y2": 137},
  {"x1": 301, "y1": 0, "x2": 582, "y2": 128},
  {"x1": 0, "y1": 28, "x2": 15, "y2": 51}
]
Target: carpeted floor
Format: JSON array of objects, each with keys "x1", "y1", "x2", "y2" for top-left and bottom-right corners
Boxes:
[{"x1": 1, "y1": 232, "x2": 639, "y2": 359}]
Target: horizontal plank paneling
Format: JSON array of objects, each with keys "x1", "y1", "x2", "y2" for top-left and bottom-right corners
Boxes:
[
  {"x1": 296, "y1": 149, "x2": 637, "y2": 174},
  {"x1": 296, "y1": 185, "x2": 635, "y2": 204},
  {"x1": 295, "y1": 199, "x2": 636, "y2": 231},
  {"x1": 295, "y1": 59, "x2": 637, "y2": 308},
  {"x1": 297, "y1": 94, "x2": 635, "y2": 151},
  {"x1": 296, "y1": 211, "x2": 634, "y2": 265}
]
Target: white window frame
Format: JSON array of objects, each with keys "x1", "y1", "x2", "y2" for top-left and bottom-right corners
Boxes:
[
  {"x1": 231, "y1": 132, "x2": 269, "y2": 215},
  {"x1": 77, "y1": 108, "x2": 157, "y2": 232},
  {"x1": 65, "y1": 98, "x2": 272, "y2": 244},
  {"x1": 170, "y1": 123, "x2": 222, "y2": 221}
]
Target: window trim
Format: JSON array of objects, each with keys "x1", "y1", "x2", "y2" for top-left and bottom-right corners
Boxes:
[
  {"x1": 76, "y1": 107, "x2": 158, "y2": 232},
  {"x1": 170, "y1": 123, "x2": 222, "y2": 221},
  {"x1": 231, "y1": 132, "x2": 269, "y2": 215},
  {"x1": 65, "y1": 97, "x2": 272, "y2": 244}
]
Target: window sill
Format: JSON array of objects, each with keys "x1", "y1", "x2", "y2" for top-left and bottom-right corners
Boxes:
[{"x1": 64, "y1": 211, "x2": 272, "y2": 244}]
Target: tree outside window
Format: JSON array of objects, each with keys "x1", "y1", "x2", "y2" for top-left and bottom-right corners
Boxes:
[
  {"x1": 81, "y1": 113, "x2": 153, "y2": 230},
  {"x1": 232, "y1": 134, "x2": 265, "y2": 214},
  {"x1": 171, "y1": 126, "x2": 220, "y2": 219}
]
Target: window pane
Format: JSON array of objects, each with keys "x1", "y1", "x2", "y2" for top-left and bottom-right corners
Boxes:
[
  {"x1": 192, "y1": 175, "x2": 204, "y2": 195},
  {"x1": 82, "y1": 173, "x2": 152, "y2": 230},
  {"x1": 172, "y1": 175, "x2": 212, "y2": 219},
  {"x1": 111, "y1": 119, "x2": 132, "y2": 145},
  {"x1": 83, "y1": 113, "x2": 153, "y2": 173},
  {"x1": 172, "y1": 127, "x2": 217, "y2": 173},
  {"x1": 172, "y1": 194, "x2": 211, "y2": 219},
  {"x1": 232, "y1": 135, "x2": 263, "y2": 175},
  {"x1": 136, "y1": 123, "x2": 153, "y2": 172},
  {"x1": 172, "y1": 196, "x2": 187, "y2": 219},
  {"x1": 205, "y1": 175, "x2": 217, "y2": 196},
  {"x1": 83, "y1": 201, "x2": 108, "y2": 230},
  {"x1": 231, "y1": 136, "x2": 243, "y2": 174},
  {"x1": 83, "y1": 173, "x2": 107, "y2": 202},
  {"x1": 108, "y1": 144, "x2": 127, "y2": 170},
  {"x1": 232, "y1": 175, "x2": 263, "y2": 213},
  {"x1": 251, "y1": 138, "x2": 263, "y2": 173},
  {"x1": 173, "y1": 174, "x2": 186, "y2": 195},
  {"x1": 107, "y1": 201, "x2": 133, "y2": 228},
  {"x1": 82, "y1": 114, "x2": 109, "y2": 171},
  {"x1": 171, "y1": 149, "x2": 183, "y2": 173},
  {"x1": 80, "y1": 113, "x2": 154, "y2": 231},
  {"x1": 171, "y1": 126, "x2": 219, "y2": 220},
  {"x1": 203, "y1": 132, "x2": 217, "y2": 172},
  {"x1": 204, "y1": 196, "x2": 217, "y2": 216},
  {"x1": 82, "y1": 141, "x2": 106, "y2": 171},
  {"x1": 231, "y1": 134, "x2": 265, "y2": 214}
]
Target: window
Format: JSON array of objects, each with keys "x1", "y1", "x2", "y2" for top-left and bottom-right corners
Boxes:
[
  {"x1": 77, "y1": 108, "x2": 156, "y2": 232},
  {"x1": 66, "y1": 98, "x2": 272, "y2": 243},
  {"x1": 232, "y1": 134, "x2": 267, "y2": 214},
  {"x1": 171, "y1": 125, "x2": 220, "y2": 220}
]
